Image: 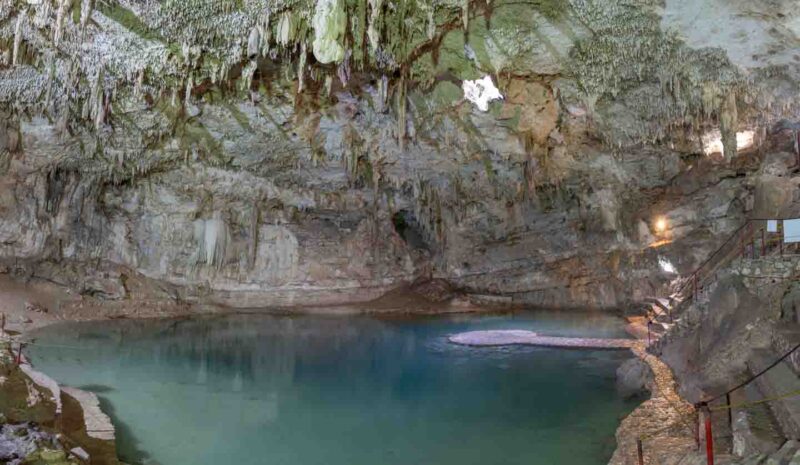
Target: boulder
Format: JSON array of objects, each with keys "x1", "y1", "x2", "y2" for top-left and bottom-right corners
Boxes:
[
  {"x1": 753, "y1": 175, "x2": 797, "y2": 218},
  {"x1": 616, "y1": 358, "x2": 654, "y2": 398}
]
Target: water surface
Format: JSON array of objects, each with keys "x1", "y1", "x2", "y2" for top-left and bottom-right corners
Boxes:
[{"x1": 28, "y1": 310, "x2": 639, "y2": 465}]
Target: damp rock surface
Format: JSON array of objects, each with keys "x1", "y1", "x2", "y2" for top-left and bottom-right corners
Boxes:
[{"x1": 0, "y1": 0, "x2": 797, "y2": 311}]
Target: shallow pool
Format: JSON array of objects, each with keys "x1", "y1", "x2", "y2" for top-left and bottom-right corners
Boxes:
[{"x1": 28, "y1": 310, "x2": 639, "y2": 465}]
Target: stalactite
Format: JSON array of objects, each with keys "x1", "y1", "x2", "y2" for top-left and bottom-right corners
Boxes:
[
  {"x1": 55, "y1": 0, "x2": 73, "y2": 47},
  {"x1": 134, "y1": 69, "x2": 144, "y2": 97},
  {"x1": 277, "y1": 13, "x2": 295, "y2": 47},
  {"x1": 337, "y1": 50, "x2": 351, "y2": 85},
  {"x1": 397, "y1": 74, "x2": 406, "y2": 149},
  {"x1": 80, "y1": 0, "x2": 94, "y2": 31},
  {"x1": 247, "y1": 27, "x2": 260, "y2": 58},
  {"x1": 241, "y1": 60, "x2": 257, "y2": 93},
  {"x1": 257, "y1": 10, "x2": 271, "y2": 56},
  {"x1": 720, "y1": 90, "x2": 738, "y2": 158},
  {"x1": 248, "y1": 202, "x2": 259, "y2": 269},
  {"x1": 378, "y1": 74, "x2": 388, "y2": 113},
  {"x1": 426, "y1": 7, "x2": 435, "y2": 40},
  {"x1": 185, "y1": 73, "x2": 193, "y2": 103},
  {"x1": 367, "y1": 0, "x2": 382, "y2": 51},
  {"x1": 297, "y1": 41, "x2": 307, "y2": 93},
  {"x1": 12, "y1": 13, "x2": 24, "y2": 66},
  {"x1": 90, "y1": 69, "x2": 105, "y2": 130}
]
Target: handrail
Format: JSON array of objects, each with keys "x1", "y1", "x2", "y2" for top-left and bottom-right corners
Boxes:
[
  {"x1": 705, "y1": 340, "x2": 800, "y2": 404},
  {"x1": 673, "y1": 217, "x2": 799, "y2": 305}
]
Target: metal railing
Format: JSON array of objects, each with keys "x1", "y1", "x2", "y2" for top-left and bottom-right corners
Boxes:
[
  {"x1": 635, "y1": 341, "x2": 800, "y2": 465},
  {"x1": 673, "y1": 217, "x2": 800, "y2": 307}
]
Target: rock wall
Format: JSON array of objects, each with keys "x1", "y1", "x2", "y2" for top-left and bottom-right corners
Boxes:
[{"x1": 0, "y1": 0, "x2": 798, "y2": 309}]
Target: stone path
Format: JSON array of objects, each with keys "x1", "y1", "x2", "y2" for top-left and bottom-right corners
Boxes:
[
  {"x1": 61, "y1": 387, "x2": 116, "y2": 441},
  {"x1": 608, "y1": 345, "x2": 698, "y2": 465},
  {"x1": 448, "y1": 329, "x2": 639, "y2": 349}
]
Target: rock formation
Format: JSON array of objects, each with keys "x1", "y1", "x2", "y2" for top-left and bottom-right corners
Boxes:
[{"x1": 0, "y1": 0, "x2": 798, "y2": 309}]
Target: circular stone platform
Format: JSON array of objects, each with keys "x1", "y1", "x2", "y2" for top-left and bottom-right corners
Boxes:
[{"x1": 448, "y1": 330, "x2": 639, "y2": 350}]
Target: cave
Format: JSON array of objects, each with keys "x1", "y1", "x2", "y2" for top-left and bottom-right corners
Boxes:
[{"x1": 1, "y1": 0, "x2": 800, "y2": 464}]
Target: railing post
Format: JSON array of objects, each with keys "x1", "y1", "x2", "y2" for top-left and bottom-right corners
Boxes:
[
  {"x1": 740, "y1": 234, "x2": 745, "y2": 258},
  {"x1": 726, "y1": 393, "x2": 733, "y2": 432},
  {"x1": 636, "y1": 438, "x2": 644, "y2": 465},
  {"x1": 15, "y1": 343, "x2": 23, "y2": 366},
  {"x1": 761, "y1": 228, "x2": 766, "y2": 257},
  {"x1": 695, "y1": 408, "x2": 701, "y2": 450},
  {"x1": 704, "y1": 405, "x2": 714, "y2": 465}
]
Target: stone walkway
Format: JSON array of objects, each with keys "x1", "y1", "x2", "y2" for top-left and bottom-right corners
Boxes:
[
  {"x1": 448, "y1": 329, "x2": 639, "y2": 349},
  {"x1": 61, "y1": 387, "x2": 116, "y2": 442},
  {"x1": 608, "y1": 345, "x2": 698, "y2": 465}
]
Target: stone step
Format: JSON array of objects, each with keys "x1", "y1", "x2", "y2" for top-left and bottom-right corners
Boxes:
[
  {"x1": 646, "y1": 296, "x2": 673, "y2": 313},
  {"x1": 731, "y1": 383, "x2": 784, "y2": 457},
  {"x1": 764, "y1": 439, "x2": 800, "y2": 465},
  {"x1": 747, "y1": 350, "x2": 800, "y2": 439}
]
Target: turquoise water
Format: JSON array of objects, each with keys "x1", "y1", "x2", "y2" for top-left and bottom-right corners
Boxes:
[{"x1": 28, "y1": 311, "x2": 640, "y2": 465}]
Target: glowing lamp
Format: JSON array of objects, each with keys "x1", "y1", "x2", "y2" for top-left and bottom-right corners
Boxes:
[{"x1": 654, "y1": 217, "x2": 668, "y2": 234}]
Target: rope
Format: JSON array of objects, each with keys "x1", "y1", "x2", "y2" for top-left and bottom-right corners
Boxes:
[
  {"x1": 706, "y1": 341, "x2": 800, "y2": 403},
  {"x1": 709, "y1": 388, "x2": 800, "y2": 412}
]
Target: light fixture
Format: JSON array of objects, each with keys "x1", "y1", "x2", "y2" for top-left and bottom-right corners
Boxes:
[{"x1": 654, "y1": 216, "x2": 668, "y2": 234}]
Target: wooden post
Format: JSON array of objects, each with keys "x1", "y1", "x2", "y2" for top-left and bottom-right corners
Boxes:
[{"x1": 637, "y1": 438, "x2": 644, "y2": 465}]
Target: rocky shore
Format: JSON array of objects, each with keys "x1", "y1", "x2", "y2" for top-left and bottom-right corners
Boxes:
[{"x1": 0, "y1": 323, "x2": 118, "y2": 465}]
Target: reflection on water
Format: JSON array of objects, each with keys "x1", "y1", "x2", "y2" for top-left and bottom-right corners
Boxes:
[{"x1": 29, "y1": 310, "x2": 638, "y2": 465}]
